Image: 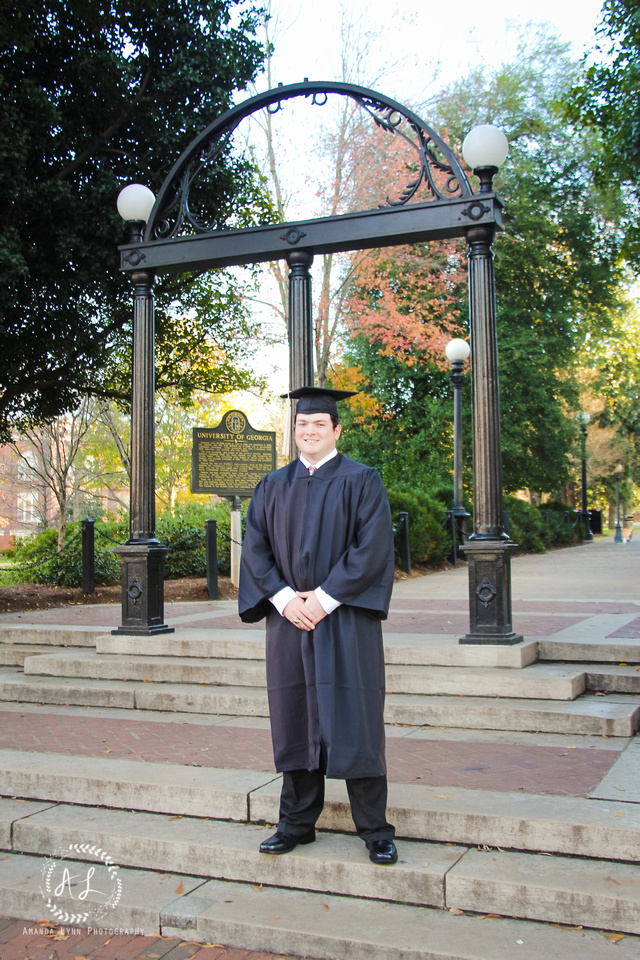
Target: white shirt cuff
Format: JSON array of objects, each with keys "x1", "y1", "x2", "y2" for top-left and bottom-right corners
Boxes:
[
  {"x1": 315, "y1": 586, "x2": 342, "y2": 614},
  {"x1": 270, "y1": 586, "x2": 297, "y2": 616}
]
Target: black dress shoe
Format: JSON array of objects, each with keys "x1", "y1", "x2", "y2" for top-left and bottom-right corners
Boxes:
[
  {"x1": 259, "y1": 829, "x2": 316, "y2": 854},
  {"x1": 368, "y1": 839, "x2": 398, "y2": 864}
]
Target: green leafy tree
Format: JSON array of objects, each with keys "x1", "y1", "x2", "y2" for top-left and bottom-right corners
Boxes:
[
  {"x1": 561, "y1": 0, "x2": 640, "y2": 263},
  {"x1": 433, "y1": 26, "x2": 628, "y2": 495},
  {"x1": 0, "y1": 0, "x2": 269, "y2": 440},
  {"x1": 337, "y1": 26, "x2": 630, "y2": 499}
]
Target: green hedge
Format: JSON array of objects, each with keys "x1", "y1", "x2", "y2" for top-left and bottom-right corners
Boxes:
[
  {"x1": 0, "y1": 518, "x2": 124, "y2": 587},
  {"x1": 157, "y1": 501, "x2": 243, "y2": 579},
  {"x1": 387, "y1": 486, "x2": 450, "y2": 566},
  {"x1": 505, "y1": 496, "x2": 583, "y2": 553},
  {"x1": 0, "y1": 501, "x2": 242, "y2": 587},
  {"x1": 0, "y1": 491, "x2": 584, "y2": 589}
]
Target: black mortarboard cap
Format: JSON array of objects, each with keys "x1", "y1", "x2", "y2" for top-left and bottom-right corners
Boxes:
[{"x1": 281, "y1": 386, "x2": 357, "y2": 418}]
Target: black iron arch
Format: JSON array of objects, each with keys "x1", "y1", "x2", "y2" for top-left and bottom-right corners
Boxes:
[
  {"x1": 120, "y1": 80, "x2": 499, "y2": 275},
  {"x1": 115, "y1": 80, "x2": 517, "y2": 648}
]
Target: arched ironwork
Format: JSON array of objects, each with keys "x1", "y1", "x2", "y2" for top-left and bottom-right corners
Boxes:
[
  {"x1": 115, "y1": 80, "x2": 519, "y2": 648},
  {"x1": 145, "y1": 80, "x2": 473, "y2": 243}
]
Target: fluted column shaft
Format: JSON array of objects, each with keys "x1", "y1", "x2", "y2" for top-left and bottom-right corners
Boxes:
[
  {"x1": 287, "y1": 250, "x2": 314, "y2": 392},
  {"x1": 451, "y1": 361, "x2": 465, "y2": 515},
  {"x1": 467, "y1": 225, "x2": 504, "y2": 539},
  {"x1": 129, "y1": 269, "x2": 157, "y2": 543},
  {"x1": 113, "y1": 266, "x2": 172, "y2": 636},
  {"x1": 287, "y1": 250, "x2": 314, "y2": 459},
  {"x1": 460, "y1": 223, "x2": 522, "y2": 645}
]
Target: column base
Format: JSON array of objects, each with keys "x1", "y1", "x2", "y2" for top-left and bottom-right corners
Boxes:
[
  {"x1": 112, "y1": 542, "x2": 175, "y2": 637},
  {"x1": 459, "y1": 538, "x2": 523, "y2": 646}
]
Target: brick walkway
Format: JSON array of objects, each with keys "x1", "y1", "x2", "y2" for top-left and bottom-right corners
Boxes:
[
  {"x1": 0, "y1": 710, "x2": 622, "y2": 796},
  {"x1": 5, "y1": 596, "x2": 640, "y2": 637},
  {"x1": 0, "y1": 917, "x2": 318, "y2": 960}
]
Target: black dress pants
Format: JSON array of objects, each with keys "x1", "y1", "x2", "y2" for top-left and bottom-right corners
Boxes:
[{"x1": 277, "y1": 768, "x2": 395, "y2": 846}]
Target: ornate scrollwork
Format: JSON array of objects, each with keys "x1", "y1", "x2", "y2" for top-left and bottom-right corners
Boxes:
[
  {"x1": 127, "y1": 578, "x2": 143, "y2": 604},
  {"x1": 147, "y1": 81, "x2": 472, "y2": 243},
  {"x1": 476, "y1": 577, "x2": 497, "y2": 608},
  {"x1": 353, "y1": 94, "x2": 464, "y2": 206}
]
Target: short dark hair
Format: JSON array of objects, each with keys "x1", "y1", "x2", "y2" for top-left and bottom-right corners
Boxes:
[{"x1": 294, "y1": 411, "x2": 339, "y2": 429}]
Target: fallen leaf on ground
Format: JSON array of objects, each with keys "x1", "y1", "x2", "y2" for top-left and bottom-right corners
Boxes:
[
  {"x1": 605, "y1": 934, "x2": 626, "y2": 943},
  {"x1": 478, "y1": 914, "x2": 502, "y2": 919},
  {"x1": 175, "y1": 880, "x2": 184, "y2": 893},
  {"x1": 449, "y1": 907, "x2": 464, "y2": 915},
  {"x1": 435, "y1": 795, "x2": 452, "y2": 799},
  {"x1": 251, "y1": 884, "x2": 263, "y2": 892},
  {"x1": 169, "y1": 815, "x2": 182, "y2": 821}
]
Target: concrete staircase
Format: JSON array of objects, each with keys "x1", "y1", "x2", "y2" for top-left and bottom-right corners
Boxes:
[
  {"x1": 1, "y1": 614, "x2": 639, "y2": 957},
  {"x1": 1, "y1": 619, "x2": 640, "y2": 736}
]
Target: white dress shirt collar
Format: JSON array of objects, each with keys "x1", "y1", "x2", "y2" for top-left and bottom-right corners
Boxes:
[{"x1": 299, "y1": 448, "x2": 339, "y2": 471}]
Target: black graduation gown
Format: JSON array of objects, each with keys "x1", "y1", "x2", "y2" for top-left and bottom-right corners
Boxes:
[{"x1": 238, "y1": 453, "x2": 395, "y2": 779}]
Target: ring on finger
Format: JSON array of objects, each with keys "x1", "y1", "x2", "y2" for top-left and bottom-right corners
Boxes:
[{"x1": 293, "y1": 617, "x2": 300, "y2": 623}]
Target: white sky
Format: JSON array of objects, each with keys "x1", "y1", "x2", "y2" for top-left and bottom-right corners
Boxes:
[
  {"x1": 230, "y1": 0, "x2": 606, "y2": 421},
  {"x1": 258, "y1": 0, "x2": 604, "y2": 98}
]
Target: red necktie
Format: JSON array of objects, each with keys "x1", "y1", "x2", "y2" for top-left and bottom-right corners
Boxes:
[{"x1": 308, "y1": 466, "x2": 316, "y2": 475}]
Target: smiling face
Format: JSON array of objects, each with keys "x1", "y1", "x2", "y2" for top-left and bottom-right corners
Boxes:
[{"x1": 295, "y1": 412, "x2": 342, "y2": 464}]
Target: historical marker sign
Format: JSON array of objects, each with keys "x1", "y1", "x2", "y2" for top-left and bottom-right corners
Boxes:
[{"x1": 191, "y1": 410, "x2": 276, "y2": 498}]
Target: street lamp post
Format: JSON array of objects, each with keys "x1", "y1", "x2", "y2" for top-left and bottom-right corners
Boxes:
[
  {"x1": 445, "y1": 338, "x2": 470, "y2": 564},
  {"x1": 459, "y1": 125, "x2": 522, "y2": 645},
  {"x1": 112, "y1": 184, "x2": 174, "y2": 636},
  {"x1": 575, "y1": 411, "x2": 593, "y2": 543},
  {"x1": 614, "y1": 463, "x2": 624, "y2": 543}
]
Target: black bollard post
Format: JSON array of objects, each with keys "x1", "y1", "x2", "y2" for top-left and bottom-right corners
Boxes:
[
  {"x1": 398, "y1": 511, "x2": 411, "y2": 576},
  {"x1": 206, "y1": 519, "x2": 218, "y2": 600},
  {"x1": 81, "y1": 518, "x2": 95, "y2": 595}
]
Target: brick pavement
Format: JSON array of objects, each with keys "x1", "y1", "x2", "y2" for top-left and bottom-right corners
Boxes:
[
  {"x1": 4, "y1": 595, "x2": 640, "y2": 636},
  {"x1": 0, "y1": 710, "x2": 622, "y2": 796},
  {"x1": 0, "y1": 916, "x2": 310, "y2": 960}
]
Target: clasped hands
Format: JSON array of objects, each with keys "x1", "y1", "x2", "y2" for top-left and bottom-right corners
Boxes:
[{"x1": 284, "y1": 591, "x2": 327, "y2": 631}]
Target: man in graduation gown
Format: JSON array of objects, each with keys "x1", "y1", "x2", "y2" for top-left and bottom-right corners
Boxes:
[{"x1": 238, "y1": 386, "x2": 397, "y2": 865}]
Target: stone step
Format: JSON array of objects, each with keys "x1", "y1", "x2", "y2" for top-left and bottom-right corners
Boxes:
[
  {"x1": 0, "y1": 750, "x2": 278, "y2": 822},
  {"x1": 385, "y1": 691, "x2": 640, "y2": 736},
  {"x1": 541, "y1": 636, "x2": 640, "y2": 663},
  {"x1": 0, "y1": 644, "x2": 54, "y2": 666},
  {"x1": 98, "y1": 631, "x2": 540, "y2": 668},
  {"x1": 97, "y1": 630, "x2": 267, "y2": 659},
  {"x1": 582, "y1": 664, "x2": 640, "y2": 693},
  {"x1": 9, "y1": 800, "x2": 467, "y2": 909},
  {"x1": 0, "y1": 625, "x2": 101, "y2": 646},
  {"x1": 0, "y1": 671, "x2": 270, "y2": 713},
  {"x1": 4, "y1": 801, "x2": 640, "y2": 938},
  {"x1": 23, "y1": 650, "x2": 269, "y2": 687},
  {"x1": 22, "y1": 650, "x2": 587, "y2": 701},
  {"x1": 385, "y1": 663, "x2": 585, "y2": 700},
  {"x1": 447, "y1": 846, "x2": 640, "y2": 935},
  {"x1": 2, "y1": 750, "x2": 638, "y2": 861},
  {"x1": 1, "y1": 669, "x2": 638, "y2": 734},
  {"x1": 1, "y1": 850, "x2": 633, "y2": 960}
]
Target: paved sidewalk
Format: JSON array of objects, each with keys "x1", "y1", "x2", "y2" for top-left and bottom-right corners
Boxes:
[{"x1": 0, "y1": 916, "x2": 310, "y2": 960}]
